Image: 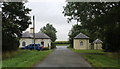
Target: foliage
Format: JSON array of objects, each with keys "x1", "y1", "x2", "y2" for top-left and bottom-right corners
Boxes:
[
  {"x1": 63, "y1": 2, "x2": 120, "y2": 52},
  {"x1": 43, "y1": 47, "x2": 49, "y2": 50},
  {"x1": 55, "y1": 41, "x2": 69, "y2": 44},
  {"x1": 40, "y1": 23, "x2": 57, "y2": 42},
  {"x1": 2, "y1": 2, "x2": 31, "y2": 52},
  {"x1": 51, "y1": 42, "x2": 56, "y2": 49},
  {"x1": 2, "y1": 50, "x2": 52, "y2": 67}
]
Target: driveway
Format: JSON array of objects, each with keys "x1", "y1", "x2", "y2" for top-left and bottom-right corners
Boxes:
[{"x1": 35, "y1": 46, "x2": 91, "y2": 67}]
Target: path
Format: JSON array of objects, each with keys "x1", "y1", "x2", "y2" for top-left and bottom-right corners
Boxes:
[{"x1": 35, "y1": 46, "x2": 91, "y2": 67}]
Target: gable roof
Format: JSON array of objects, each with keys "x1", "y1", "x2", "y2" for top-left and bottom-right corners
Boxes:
[
  {"x1": 21, "y1": 32, "x2": 50, "y2": 39},
  {"x1": 74, "y1": 33, "x2": 89, "y2": 39},
  {"x1": 22, "y1": 31, "x2": 33, "y2": 38},
  {"x1": 93, "y1": 39, "x2": 103, "y2": 43},
  {"x1": 34, "y1": 33, "x2": 50, "y2": 39}
]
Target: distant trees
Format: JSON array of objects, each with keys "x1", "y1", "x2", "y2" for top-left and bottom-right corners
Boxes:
[
  {"x1": 40, "y1": 23, "x2": 57, "y2": 42},
  {"x1": 55, "y1": 41, "x2": 69, "y2": 44},
  {"x1": 40, "y1": 23, "x2": 57, "y2": 49},
  {"x1": 2, "y1": 2, "x2": 31, "y2": 52},
  {"x1": 63, "y1": 2, "x2": 120, "y2": 52}
]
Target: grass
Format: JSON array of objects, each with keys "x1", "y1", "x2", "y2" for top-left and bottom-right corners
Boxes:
[
  {"x1": 73, "y1": 49, "x2": 104, "y2": 54},
  {"x1": 2, "y1": 50, "x2": 52, "y2": 67},
  {"x1": 82, "y1": 54, "x2": 119, "y2": 67},
  {"x1": 72, "y1": 49, "x2": 119, "y2": 67}
]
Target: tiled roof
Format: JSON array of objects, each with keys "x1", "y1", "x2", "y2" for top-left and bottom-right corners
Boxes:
[
  {"x1": 22, "y1": 31, "x2": 33, "y2": 38},
  {"x1": 74, "y1": 33, "x2": 89, "y2": 39},
  {"x1": 93, "y1": 39, "x2": 103, "y2": 43},
  {"x1": 34, "y1": 33, "x2": 50, "y2": 39},
  {"x1": 21, "y1": 32, "x2": 50, "y2": 39}
]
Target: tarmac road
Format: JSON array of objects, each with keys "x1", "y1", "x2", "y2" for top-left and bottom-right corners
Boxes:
[{"x1": 35, "y1": 46, "x2": 91, "y2": 67}]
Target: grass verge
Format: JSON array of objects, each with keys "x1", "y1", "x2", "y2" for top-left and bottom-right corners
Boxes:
[
  {"x1": 72, "y1": 49, "x2": 119, "y2": 68},
  {"x1": 2, "y1": 50, "x2": 52, "y2": 67}
]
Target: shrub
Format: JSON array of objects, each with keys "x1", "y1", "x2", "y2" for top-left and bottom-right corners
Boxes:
[
  {"x1": 43, "y1": 47, "x2": 49, "y2": 50},
  {"x1": 51, "y1": 42, "x2": 56, "y2": 49}
]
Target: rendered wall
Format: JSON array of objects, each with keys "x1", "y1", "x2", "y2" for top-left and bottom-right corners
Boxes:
[
  {"x1": 19, "y1": 38, "x2": 51, "y2": 49},
  {"x1": 93, "y1": 43, "x2": 102, "y2": 50},
  {"x1": 74, "y1": 39, "x2": 89, "y2": 49}
]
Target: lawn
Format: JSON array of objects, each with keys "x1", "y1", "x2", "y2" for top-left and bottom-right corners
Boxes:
[
  {"x1": 2, "y1": 50, "x2": 52, "y2": 67},
  {"x1": 72, "y1": 49, "x2": 119, "y2": 68},
  {"x1": 73, "y1": 49, "x2": 104, "y2": 54}
]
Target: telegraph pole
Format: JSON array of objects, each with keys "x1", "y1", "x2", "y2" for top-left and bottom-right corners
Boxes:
[{"x1": 33, "y1": 16, "x2": 35, "y2": 50}]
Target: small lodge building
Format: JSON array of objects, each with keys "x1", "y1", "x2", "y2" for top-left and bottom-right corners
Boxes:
[
  {"x1": 19, "y1": 28, "x2": 51, "y2": 49},
  {"x1": 92, "y1": 39, "x2": 103, "y2": 50},
  {"x1": 74, "y1": 33, "x2": 89, "y2": 49},
  {"x1": 74, "y1": 33, "x2": 103, "y2": 50}
]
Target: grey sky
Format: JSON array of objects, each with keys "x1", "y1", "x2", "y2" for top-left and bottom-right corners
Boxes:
[{"x1": 25, "y1": 0, "x2": 76, "y2": 41}]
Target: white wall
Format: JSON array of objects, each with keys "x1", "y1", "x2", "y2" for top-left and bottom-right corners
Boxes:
[
  {"x1": 19, "y1": 38, "x2": 51, "y2": 49},
  {"x1": 19, "y1": 38, "x2": 33, "y2": 48},
  {"x1": 35, "y1": 39, "x2": 51, "y2": 47}
]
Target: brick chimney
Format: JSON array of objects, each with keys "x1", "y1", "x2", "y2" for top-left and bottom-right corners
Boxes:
[{"x1": 29, "y1": 27, "x2": 34, "y2": 33}]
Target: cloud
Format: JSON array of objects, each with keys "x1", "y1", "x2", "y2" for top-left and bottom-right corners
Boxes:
[
  {"x1": 25, "y1": 1, "x2": 76, "y2": 41},
  {"x1": 28, "y1": 0, "x2": 66, "y2": 2}
]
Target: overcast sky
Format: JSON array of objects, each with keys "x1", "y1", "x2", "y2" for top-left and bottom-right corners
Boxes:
[{"x1": 25, "y1": 0, "x2": 76, "y2": 41}]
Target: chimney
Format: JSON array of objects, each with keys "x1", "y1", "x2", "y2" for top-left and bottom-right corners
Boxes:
[{"x1": 29, "y1": 27, "x2": 34, "y2": 33}]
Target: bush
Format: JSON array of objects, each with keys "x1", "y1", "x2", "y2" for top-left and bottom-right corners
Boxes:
[
  {"x1": 2, "y1": 37, "x2": 19, "y2": 53},
  {"x1": 51, "y1": 42, "x2": 56, "y2": 49},
  {"x1": 43, "y1": 47, "x2": 49, "y2": 50},
  {"x1": 55, "y1": 41, "x2": 69, "y2": 44}
]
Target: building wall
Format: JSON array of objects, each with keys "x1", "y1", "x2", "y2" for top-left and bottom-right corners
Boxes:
[
  {"x1": 74, "y1": 39, "x2": 89, "y2": 49},
  {"x1": 19, "y1": 38, "x2": 33, "y2": 48},
  {"x1": 35, "y1": 39, "x2": 51, "y2": 49},
  {"x1": 93, "y1": 43, "x2": 102, "y2": 50},
  {"x1": 19, "y1": 38, "x2": 51, "y2": 49}
]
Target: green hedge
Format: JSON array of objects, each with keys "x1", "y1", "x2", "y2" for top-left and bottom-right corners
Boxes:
[{"x1": 55, "y1": 41, "x2": 69, "y2": 44}]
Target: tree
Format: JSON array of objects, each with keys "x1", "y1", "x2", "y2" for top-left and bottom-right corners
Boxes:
[
  {"x1": 40, "y1": 23, "x2": 57, "y2": 42},
  {"x1": 2, "y1": 2, "x2": 31, "y2": 52},
  {"x1": 63, "y1": 2, "x2": 120, "y2": 52}
]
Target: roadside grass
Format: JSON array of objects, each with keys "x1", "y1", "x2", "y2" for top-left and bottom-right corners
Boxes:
[
  {"x1": 73, "y1": 49, "x2": 104, "y2": 54},
  {"x1": 56, "y1": 44, "x2": 70, "y2": 46},
  {"x1": 82, "y1": 54, "x2": 119, "y2": 67},
  {"x1": 72, "y1": 49, "x2": 119, "y2": 67},
  {"x1": 2, "y1": 50, "x2": 52, "y2": 67}
]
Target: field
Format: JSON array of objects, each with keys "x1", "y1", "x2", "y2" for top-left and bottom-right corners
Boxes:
[
  {"x1": 72, "y1": 49, "x2": 119, "y2": 67},
  {"x1": 55, "y1": 41, "x2": 69, "y2": 46},
  {"x1": 56, "y1": 44, "x2": 69, "y2": 46},
  {"x1": 2, "y1": 50, "x2": 52, "y2": 67}
]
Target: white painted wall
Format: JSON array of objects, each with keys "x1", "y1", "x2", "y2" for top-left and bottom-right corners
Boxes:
[
  {"x1": 35, "y1": 39, "x2": 51, "y2": 47},
  {"x1": 19, "y1": 38, "x2": 51, "y2": 49},
  {"x1": 19, "y1": 38, "x2": 33, "y2": 48}
]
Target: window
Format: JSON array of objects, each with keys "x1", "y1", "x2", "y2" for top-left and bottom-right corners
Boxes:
[
  {"x1": 22, "y1": 42, "x2": 26, "y2": 46},
  {"x1": 80, "y1": 41, "x2": 83, "y2": 46},
  {"x1": 41, "y1": 41, "x2": 44, "y2": 46}
]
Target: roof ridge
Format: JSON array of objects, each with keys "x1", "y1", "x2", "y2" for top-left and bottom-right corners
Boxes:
[
  {"x1": 22, "y1": 32, "x2": 50, "y2": 39},
  {"x1": 93, "y1": 39, "x2": 103, "y2": 43},
  {"x1": 74, "y1": 32, "x2": 89, "y2": 39}
]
